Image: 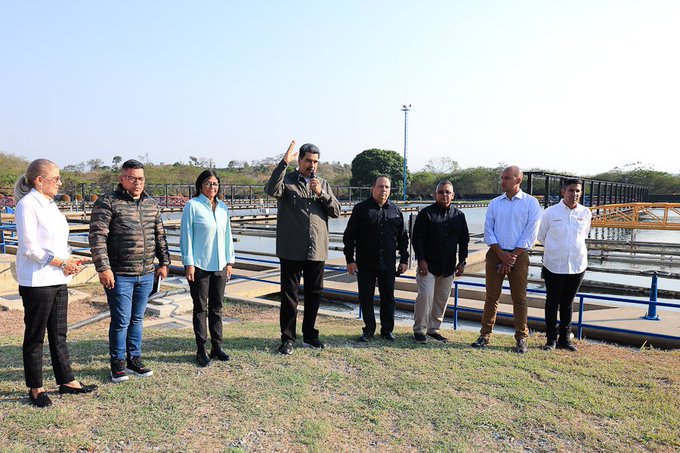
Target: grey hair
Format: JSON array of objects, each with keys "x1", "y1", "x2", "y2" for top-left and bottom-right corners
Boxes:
[
  {"x1": 13, "y1": 159, "x2": 57, "y2": 202},
  {"x1": 436, "y1": 180, "x2": 454, "y2": 192}
]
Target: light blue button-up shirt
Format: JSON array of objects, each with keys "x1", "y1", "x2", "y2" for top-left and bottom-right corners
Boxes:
[
  {"x1": 180, "y1": 194, "x2": 235, "y2": 271},
  {"x1": 484, "y1": 189, "x2": 542, "y2": 250}
]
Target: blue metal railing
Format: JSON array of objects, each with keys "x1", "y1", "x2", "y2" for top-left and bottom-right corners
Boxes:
[
  {"x1": 232, "y1": 255, "x2": 680, "y2": 344},
  {"x1": 0, "y1": 224, "x2": 17, "y2": 254},
  {"x1": 2, "y1": 234, "x2": 678, "y2": 344},
  {"x1": 450, "y1": 280, "x2": 680, "y2": 342}
]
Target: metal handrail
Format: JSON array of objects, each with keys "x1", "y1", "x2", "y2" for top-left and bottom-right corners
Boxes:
[
  {"x1": 233, "y1": 255, "x2": 680, "y2": 343},
  {"x1": 451, "y1": 279, "x2": 680, "y2": 342}
]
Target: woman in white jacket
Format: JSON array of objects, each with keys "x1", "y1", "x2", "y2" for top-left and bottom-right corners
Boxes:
[{"x1": 14, "y1": 159, "x2": 97, "y2": 407}]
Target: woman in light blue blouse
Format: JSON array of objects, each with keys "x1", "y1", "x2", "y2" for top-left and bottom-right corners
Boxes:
[{"x1": 180, "y1": 170, "x2": 235, "y2": 367}]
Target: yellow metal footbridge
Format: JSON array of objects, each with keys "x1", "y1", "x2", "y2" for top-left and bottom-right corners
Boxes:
[{"x1": 590, "y1": 203, "x2": 680, "y2": 230}]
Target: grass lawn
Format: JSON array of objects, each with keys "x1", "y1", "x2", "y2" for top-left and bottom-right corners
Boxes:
[{"x1": 0, "y1": 298, "x2": 678, "y2": 452}]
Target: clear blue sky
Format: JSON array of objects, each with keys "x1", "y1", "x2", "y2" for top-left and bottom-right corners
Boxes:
[{"x1": 1, "y1": 1, "x2": 679, "y2": 175}]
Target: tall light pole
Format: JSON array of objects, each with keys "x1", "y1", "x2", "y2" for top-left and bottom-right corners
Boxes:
[{"x1": 401, "y1": 104, "x2": 411, "y2": 201}]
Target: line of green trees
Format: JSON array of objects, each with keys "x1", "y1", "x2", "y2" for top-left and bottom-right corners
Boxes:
[{"x1": 1, "y1": 150, "x2": 678, "y2": 200}]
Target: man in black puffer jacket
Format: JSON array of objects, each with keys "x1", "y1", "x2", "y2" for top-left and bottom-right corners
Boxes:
[{"x1": 89, "y1": 159, "x2": 170, "y2": 383}]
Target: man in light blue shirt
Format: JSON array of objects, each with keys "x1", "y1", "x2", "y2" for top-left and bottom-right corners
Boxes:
[{"x1": 472, "y1": 166, "x2": 542, "y2": 353}]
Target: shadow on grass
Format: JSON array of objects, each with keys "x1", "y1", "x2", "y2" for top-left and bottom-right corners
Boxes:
[
  {"x1": 1, "y1": 332, "x2": 516, "y2": 366},
  {"x1": 0, "y1": 330, "x2": 520, "y2": 406}
]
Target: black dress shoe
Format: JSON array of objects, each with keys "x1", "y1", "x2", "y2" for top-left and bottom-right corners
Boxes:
[
  {"x1": 358, "y1": 333, "x2": 374, "y2": 342},
  {"x1": 380, "y1": 332, "x2": 396, "y2": 341},
  {"x1": 278, "y1": 340, "x2": 294, "y2": 355},
  {"x1": 209, "y1": 348, "x2": 230, "y2": 361},
  {"x1": 427, "y1": 332, "x2": 449, "y2": 343},
  {"x1": 471, "y1": 335, "x2": 489, "y2": 348},
  {"x1": 58, "y1": 383, "x2": 98, "y2": 394},
  {"x1": 543, "y1": 339, "x2": 557, "y2": 351},
  {"x1": 303, "y1": 338, "x2": 325, "y2": 350},
  {"x1": 557, "y1": 338, "x2": 578, "y2": 352},
  {"x1": 28, "y1": 390, "x2": 52, "y2": 408},
  {"x1": 196, "y1": 351, "x2": 211, "y2": 367}
]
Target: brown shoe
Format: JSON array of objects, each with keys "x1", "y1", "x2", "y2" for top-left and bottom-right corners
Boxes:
[{"x1": 515, "y1": 338, "x2": 528, "y2": 354}]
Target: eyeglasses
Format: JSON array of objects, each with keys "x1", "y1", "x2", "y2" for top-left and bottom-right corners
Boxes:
[
  {"x1": 124, "y1": 176, "x2": 145, "y2": 184},
  {"x1": 43, "y1": 176, "x2": 62, "y2": 183},
  {"x1": 203, "y1": 182, "x2": 219, "y2": 187},
  {"x1": 437, "y1": 190, "x2": 452, "y2": 195}
]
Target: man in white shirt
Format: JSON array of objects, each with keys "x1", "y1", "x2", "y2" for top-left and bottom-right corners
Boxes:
[
  {"x1": 472, "y1": 166, "x2": 542, "y2": 353},
  {"x1": 537, "y1": 178, "x2": 591, "y2": 352}
]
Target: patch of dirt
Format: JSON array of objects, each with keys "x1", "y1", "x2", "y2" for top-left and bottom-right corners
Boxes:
[
  {"x1": 0, "y1": 289, "x2": 106, "y2": 337},
  {"x1": 225, "y1": 298, "x2": 279, "y2": 322}
]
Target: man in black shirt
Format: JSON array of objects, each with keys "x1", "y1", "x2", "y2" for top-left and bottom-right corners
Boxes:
[
  {"x1": 343, "y1": 175, "x2": 409, "y2": 342},
  {"x1": 412, "y1": 181, "x2": 469, "y2": 344}
]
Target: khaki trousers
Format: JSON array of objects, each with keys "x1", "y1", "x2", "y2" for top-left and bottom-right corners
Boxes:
[
  {"x1": 480, "y1": 249, "x2": 529, "y2": 340},
  {"x1": 413, "y1": 272, "x2": 454, "y2": 335}
]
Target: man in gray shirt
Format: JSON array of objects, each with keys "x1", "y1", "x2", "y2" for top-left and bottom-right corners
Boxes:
[{"x1": 265, "y1": 140, "x2": 341, "y2": 355}]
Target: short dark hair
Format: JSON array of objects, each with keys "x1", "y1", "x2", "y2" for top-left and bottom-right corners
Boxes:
[
  {"x1": 562, "y1": 178, "x2": 582, "y2": 189},
  {"x1": 372, "y1": 174, "x2": 391, "y2": 186},
  {"x1": 122, "y1": 159, "x2": 144, "y2": 171},
  {"x1": 194, "y1": 169, "x2": 221, "y2": 198},
  {"x1": 299, "y1": 143, "x2": 320, "y2": 160}
]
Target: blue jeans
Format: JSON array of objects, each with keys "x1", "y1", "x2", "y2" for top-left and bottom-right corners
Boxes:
[{"x1": 106, "y1": 273, "x2": 155, "y2": 360}]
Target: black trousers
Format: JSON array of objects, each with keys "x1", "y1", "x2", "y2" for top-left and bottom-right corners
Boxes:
[
  {"x1": 543, "y1": 267, "x2": 585, "y2": 341},
  {"x1": 188, "y1": 267, "x2": 228, "y2": 351},
  {"x1": 19, "y1": 284, "x2": 75, "y2": 388},
  {"x1": 279, "y1": 259, "x2": 324, "y2": 342},
  {"x1": 357, "y1": 268, "x2": 396, "y2": 335}
]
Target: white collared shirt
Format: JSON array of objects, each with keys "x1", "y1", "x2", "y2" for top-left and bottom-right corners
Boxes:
[
  {"x1": 15, "y1": 189, "x2": 72, "y2": 286},
  {"x1": 537, "y1": 200, "x2": 592, "y2": 274},
  {"x1": 484, "y1": 189, "x2": 542, "y2": 250}
]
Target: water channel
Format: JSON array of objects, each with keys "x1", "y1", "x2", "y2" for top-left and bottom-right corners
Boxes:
[{"x1": 161, "y1": 204, "x2": 680, "y2": 296}]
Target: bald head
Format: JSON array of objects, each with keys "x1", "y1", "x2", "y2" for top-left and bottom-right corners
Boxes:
[
  {"x1": 504, "y1": 166, "x2": 523, "y2": 179},
  {"x1": 500, "y1": 165, "x2": 523, "y2": 197}
]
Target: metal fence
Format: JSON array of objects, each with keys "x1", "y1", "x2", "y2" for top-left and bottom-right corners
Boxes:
[
  {"x1": 0, "y1": 184, "x2": 376, "y2": 210},
  {"x1": 229, "y1": 255, "x2": 680, "y2": 346}
]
